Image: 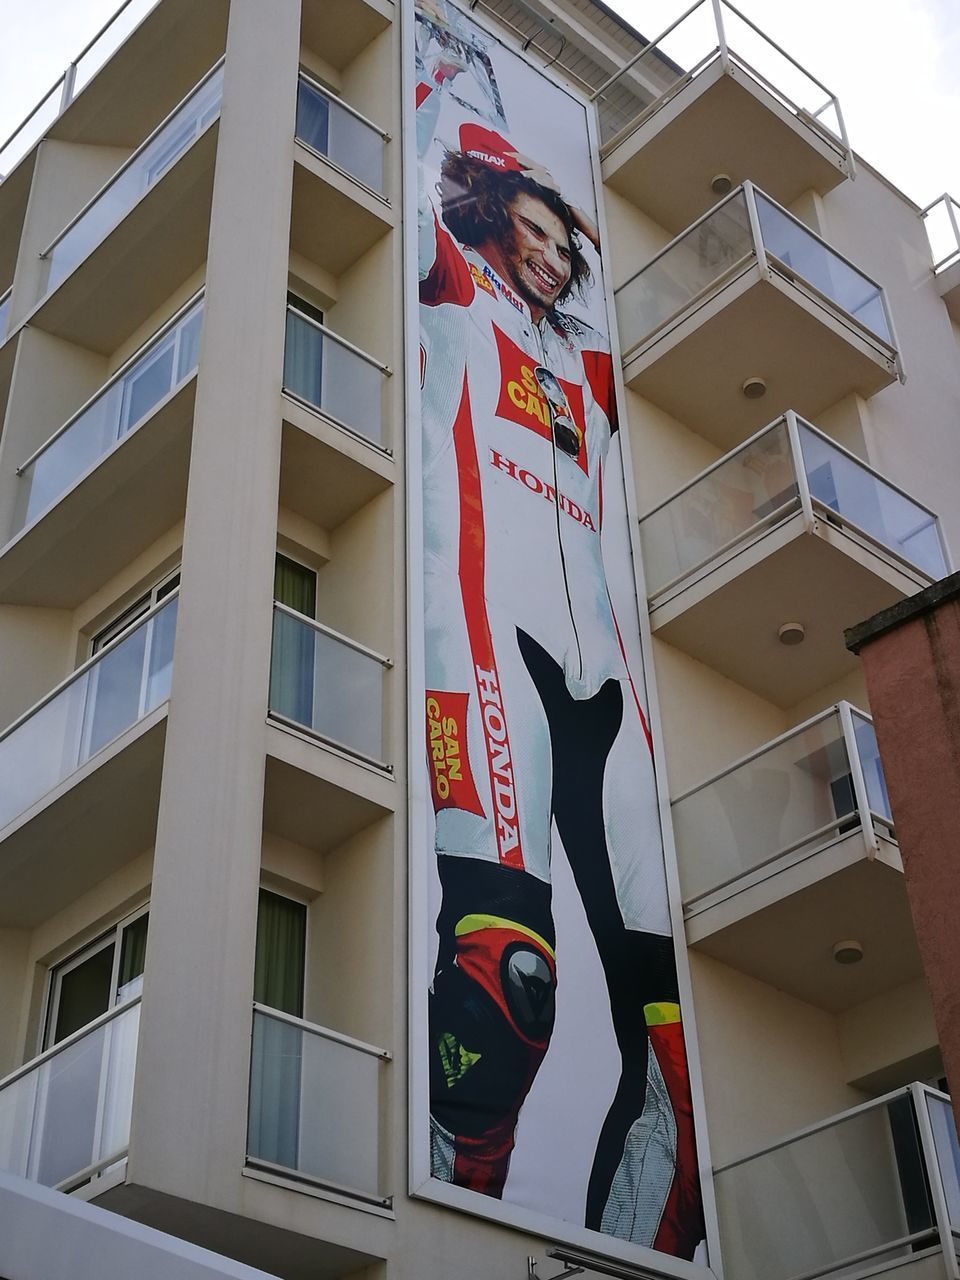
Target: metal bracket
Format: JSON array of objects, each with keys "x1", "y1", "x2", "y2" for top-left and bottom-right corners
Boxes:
[{"x1": 527, "y1": 1258, "x2": 584, "y2": 1280}]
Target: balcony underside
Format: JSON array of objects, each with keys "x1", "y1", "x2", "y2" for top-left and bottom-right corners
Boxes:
[
  {"x1": 95, "y1": 1178, "x2": 388, "y2": 1280},
  {"x1": 301, "y1": 0, "x2": 393, "y2": 72},
  {"x1": 264, "y1": 722, "x2": 394, "y2": 856},
  {"x1": 291, "y1": 146, "x2": 392, "y2": 278},
  {"x1": 622, "y1": 268, "x2": 899, "y2": 449},
  {"x1": 49, "y1": 0, "x2": 228, "y2": 150},
  {"x1": 0, "y1": 154, "x2": 34, "y2": 289},
  {"x1": 33, "y1": 124, "x2": 216, "y2": 354},
  {"x1": 0, "y1": 711, "x2": 165, "y2": 928},
  {"x1": 0, "y1": 377, "x2": 194, "y2": 607},
  {"x1": 688, "y1": 840, "x2": 921, "y2": 1011},
  {"x1": 280, "y1": 400, "x2": 393, "y2": 531},
  {"x1": 604, "y1": 62, "x2": 849, "y2": 235},
  {"x1": 650, "y1": 517, "x2": 926, "y2": 707}
]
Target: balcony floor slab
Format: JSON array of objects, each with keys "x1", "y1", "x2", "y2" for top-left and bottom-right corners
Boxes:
[
  {"x1": 604, "y1": 61, "x2": 849, "y2": 235},
  {"x1": 280, "y1": 399, "x2": 393, "y2": 531},
  {"x1": 291, "y1": 146, "x2": 392, "y2": 278}
]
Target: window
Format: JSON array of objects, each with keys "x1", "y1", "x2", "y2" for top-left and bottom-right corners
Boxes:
[
  {"x1": 284, "y1": 292, "x2": 324, "y2": 408},
  {"x1": 44, "y1": 910, "x2": 148, "y2": 1050},
  {"x1": 254, "y1": 888, "x2": 307, "y2": 1018},
  {"x1": 270, "y1": 554, "x2": 318, "y2": 727}
]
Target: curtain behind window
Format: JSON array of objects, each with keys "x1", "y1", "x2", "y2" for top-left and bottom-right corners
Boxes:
[
  {"x1": 270, "y1": 556, "x2": 317, "y2": 728},
  {"x1": 283, "y1": 307, "x2": 323, "y2": 409},
  {"x1": 249, "y1": 891, "x2": 307, "y2": 1170}
]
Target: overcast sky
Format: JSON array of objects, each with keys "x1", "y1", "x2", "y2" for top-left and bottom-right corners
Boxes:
[{"x1": 1, "y1": 0, "x2": 958, "y2": 212}]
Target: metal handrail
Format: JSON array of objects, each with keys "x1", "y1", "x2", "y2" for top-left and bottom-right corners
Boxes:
[
  {"x1": 671, "y1": 700, "x2": 867, "y2": 803},
  {"x1": 16, "y1": 289, "x2": 204, "y2": 476},
  {"x1": 252, "y1": 1002, "x2": 391, "y2": 1061},
  {"x1": 714, "y1": 1081, "x2": 949, "y2": 1173},
  {"x1": 921, "y1": 193, "x2": 960, "y2": 273},
  {"x1": 272, "y1": 600, "x2": 391, "y2": 668},
  {"x1": 285, "y1": 305, "x2": 391, "y2": 375},
  {"x1": 38, "y1": 58, "x2": 224, "y2": 261},
  {"x1": 0, "y1": 995, "x2": 141, "y2": 1095},
  {"x1": 0, "y1": 588, "x2": 178, "y2": 749},
  {"x1": 297, "y1": 71, "x2": 390, "y2": 142}
]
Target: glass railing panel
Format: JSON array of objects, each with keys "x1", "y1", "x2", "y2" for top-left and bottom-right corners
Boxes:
[
  {"x1": 296, "y1": 77, "x2": 385, "y2": 196},
  {"x1": 594, "y1": 0, "x2": 846, "y2": 155},
  {"x1": 0, "y1": 290, "x2": 11, "y2": 342},
  {"x1": 926, "y1": 1093, "x2": 960, "y2": 1231},
  {"x1": 0, "y1": 1001, "x2": 140, "y2": 1190},
  {"x1": 922, "y1": 195, "x2": 960, "y2": 273},
  {"x1": 42, "y1": 65, "x2": 223, "y2": 296},
  {"x1": 754, "y1": 192, "x2": 892, "y2": 344},
  {"x1": 13, "y1": 299, "x2": 203, "y2": 535},
  {"x1": 798, "y1": 422, "x2": 947, "y2": 578},
  {"x1": 269, "y1": 605, "x2": 386, "y2": 764},
  {"x1": 248, "y1": 1007, "x2": 385, "y2": 1199},
  {"x1": 715, "y1": 1092, "x2": 939, "y2": 1280},
  {"x1": 640, "y1": 420, "x2": 798, "y2": 597},
  {"x1": 797, "y1": 424, "x2": 946, "y2": 579},
  {"x1": 673, "y1": 709, "x2": 860, "y2": 904},
  {"x1": 283, "y1": 308, "x2": 386, "y2": 447},
  {"x1": 850, "y1": 712, "x2": 892, "y2": 825},
  {"x1": 616, "y1": 190, "x2": 753, "y2": 353},
  {"x1": 0, "y1": 594, "x2": 177, "y2": 831}
]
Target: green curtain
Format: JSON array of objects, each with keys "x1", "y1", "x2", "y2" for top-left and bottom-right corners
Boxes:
[
  {"x1": 249, "y1": 891, "x2": 307, "y2": 1170},
  {"x1": 117, "y1": 914, "x2": 148, "y2": 997},
  {"x1": 283, "y1": 307, "x2": 323, "y2": 409},
  {"x1": 270, "y1": 556, "x2": 317, "y2": 727}
]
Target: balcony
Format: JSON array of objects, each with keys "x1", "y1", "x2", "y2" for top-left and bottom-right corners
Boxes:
[
  {"x1": 617, "y1": 183, "x2": 901, "y2": 446},
  {"x1": 246, "y1": 1004, "x2": 390, "y2": 1206},
  {"x1": 0, "y1": 300, "x2": 201, "y2": 608},
  {"x1": 640, "y1": 413, "x2": 945, "y2": 705},
  {"x1": 264, "y1": 605, "x2": 394, "y2": 856},
  {"x1": 674, "y1": 703, "x2": 924, "y2": 1009},
  {"x1": 291, "y1": 79, "x2": 391, "y2": 277},
  {"x1": 595, "y1": 0, "x2": 852, "y2": 233},
  {"x1": 714, "y1": 1084, "x2": 960, "y2": 1280},
  {"x1": 0, "y1": 593, "x2": 177, "y2": 925},
  {"x1": 0, "y1": 999, "x2": 139, "y2": 1194},
  {"x1": 282, "y1": 304, "x2": 390, "y2": 451},
  {"x1": 922, "y1": 194, "x2": 960, "y2": 324},
  {"x1": 31, "y1": 64, "x2": 221, "y2": 354}
]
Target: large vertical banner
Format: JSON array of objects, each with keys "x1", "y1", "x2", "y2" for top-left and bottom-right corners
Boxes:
[{"x1": 413, "y1": 0, "x2": 705, "y2": 1262}]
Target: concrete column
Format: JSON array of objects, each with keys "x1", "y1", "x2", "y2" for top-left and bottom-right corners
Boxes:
[
  {"x1": 127, "y1": 0, "x2": 300, "y2": 1205},
  {"x1": 847, "y1": 570, "x2": 960, "y2": 1137}
]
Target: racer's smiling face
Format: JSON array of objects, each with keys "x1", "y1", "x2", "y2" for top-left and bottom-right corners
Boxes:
[{"x1": 481, "y1": 191, "x2": 572, "y2": 320}]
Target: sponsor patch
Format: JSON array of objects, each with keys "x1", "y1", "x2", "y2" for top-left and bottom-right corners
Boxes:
[
  {"x1": 469, "y1": 262, "x2": 497, "y2": 297},
  {"x1": 492, "y1": 324, "x2": 588, "y2": 473},
  {"x1": 488, "y1": 449, "x2": 597, "y2": 531},
  {"x1": 426, "y1": 690, "x2": 484, "y2": 815}
]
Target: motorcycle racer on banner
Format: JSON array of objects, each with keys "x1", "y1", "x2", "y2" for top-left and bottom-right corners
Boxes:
[{"x1": 416, "y1": 4, "x2": 704, "y2": 1257}]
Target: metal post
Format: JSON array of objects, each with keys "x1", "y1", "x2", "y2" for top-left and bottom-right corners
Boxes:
[
  {"x1": 947, "y1": 197, "x2": 960, "y2": 264},
  {"x1": 712, "y1": 0, "x2": 730, "y2": 70},
  {"x1": 838, "y1": 700, "x2": 877, "y2": 858},
  {"x1": 59, "y1": 62, "x2": 78, "y2": 114},
  {"x1": 785, "y1": 411, "x2": 815, "y2": 535}
]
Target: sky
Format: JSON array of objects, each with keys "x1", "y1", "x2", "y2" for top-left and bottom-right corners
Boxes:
[{"x1": 0, "y1": 0, "x2": 958, "y2": 223}]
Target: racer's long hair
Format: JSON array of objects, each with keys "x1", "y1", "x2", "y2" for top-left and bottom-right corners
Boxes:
[{"x1": 439, "y1": 152, "x2": 591, "y2": 307}]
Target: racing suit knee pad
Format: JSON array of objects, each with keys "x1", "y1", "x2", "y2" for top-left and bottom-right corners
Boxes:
[{"x1": 430, "y1": 915, "x2": 556, "y2": 1194}]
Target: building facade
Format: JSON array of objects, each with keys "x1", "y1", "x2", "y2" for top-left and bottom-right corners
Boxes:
[{"x1": 1, "y1": 1, "x2": 959, "y2": 1278}]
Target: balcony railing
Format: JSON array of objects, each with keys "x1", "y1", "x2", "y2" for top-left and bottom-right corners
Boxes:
[
  {"x1": 0, "y1": 288, "x2": 10, "y2": 343},
  {"x1": 0, "y1": 998, "x2": 140, "y2": 1193},
  {"x1": 0, "y1": 591, "x2": 178, "y2": 832},
  {"x1": 295, "y1": 74, "x2": 387, "y2": 197},
  {"x1": 0, "y1": 0, "x2": 158, "y2": 181},
  {"x1": 714, "y1": 1084, "x2": 960, "y2": 1280},
  {"x1": 283, "y1": 305, "x2": 390, "y2": 449},
  {"x1": 12, "y1": 296, "x2": 203, "y2": 536},
  {"x1": 269, "y1": 603, "x2": 389, "y2": 766},
  {"x1": 673, "y1": 702, "x2": 892, "y2": 910},
  {"x1": 592, "y1": 0, "x2": 850, "y2": 168},
  {"x1": 617, "y1": 182, "x2": 897, "y2": 364},
  {"x1": 247, "y1": 1003, "x2": 390, "y2": 1205},
  {"x1": 640, "y1": 412, "x2": 948, "y2": 603},
  {"x1": 38, "y1": 61, "x2": 224, "y2": 297},
  {"x1": 922, "y1": 194, "x2": 960, "y2": 275}
]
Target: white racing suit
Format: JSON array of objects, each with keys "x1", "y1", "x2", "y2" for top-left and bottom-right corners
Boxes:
[{"x1": 418, "y1": 74, "x2": 703, "y2": 1260}]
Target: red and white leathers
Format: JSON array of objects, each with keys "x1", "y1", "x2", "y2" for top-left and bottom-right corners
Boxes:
[{"x1": 417, "y1": 60, "x2": 703, "y2": 1258}]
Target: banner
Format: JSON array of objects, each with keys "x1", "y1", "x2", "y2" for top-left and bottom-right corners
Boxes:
[{"x1": 413, "y1": 0, "x2": 705, "y2": 1260}]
